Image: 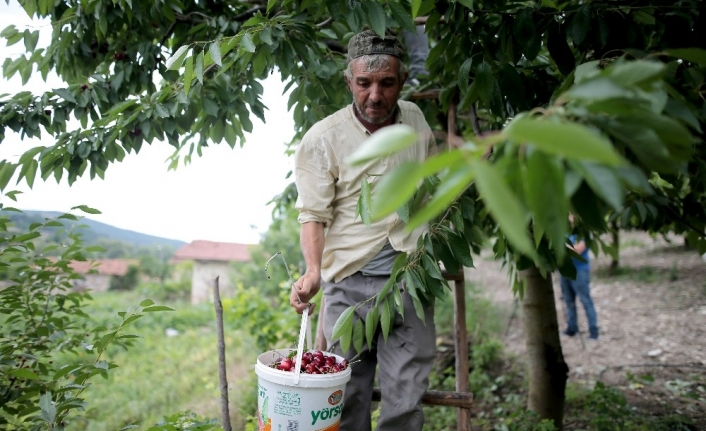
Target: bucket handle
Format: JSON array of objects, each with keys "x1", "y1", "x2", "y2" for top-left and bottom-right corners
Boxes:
[{"x1": 293, "y1": 303, "x2": 312, "y2": 385}]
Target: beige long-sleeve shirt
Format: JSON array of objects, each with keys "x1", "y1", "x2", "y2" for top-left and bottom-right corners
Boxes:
[{"x1": 294, "y1": 100, "x2": 435, "y2": 283}]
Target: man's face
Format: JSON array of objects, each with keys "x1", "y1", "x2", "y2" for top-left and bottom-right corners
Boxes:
[{"x1": 345, "y1": 56, "x2": 406, "y2": 126}]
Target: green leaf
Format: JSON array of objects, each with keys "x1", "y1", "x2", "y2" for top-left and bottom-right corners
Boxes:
[
  {"x1": 54, "y1": 365, "x2": 82, "y2": 380},
  {"x1": 40, "y1": 392, "x2": 56, "y2": 424},
  {"x1": 458, "y1": 58, "x2": 473, "y2": 94},
  {"x1": 0, "y1": 25, "x2": 18, "y2": 38},
  {"x1": 389, "y1": 254, "x2": 408, "y2": 287},
  {"x1": 14, "y1": 231, "x2": 41, "y2": 242},
  {"x1": 9, "y1": 368, "x2": 39, "y2": 380},
  {"x1": 448, "y1": 232, "x2": 474, "y2": 267},
  {"x1": 664, "y1": 48, "x2": 706, "y2": 66},
  {"x1": 371, "y1": 162, "x2": 421, "y2": 220},
  {"x1": 505, "y1": 116, "x2": 622, "y2": 166},
  {"x1": 183, "y1": 56, "x2": 194, "y2": 95},
  {"x1": 411, "y1": 0, "x2": 422, "y2": 18},
  {"x1": 633, "y1": 10, "x2": 655, "y2": 25},
  {"x1": 410, "y1": 294, "x2": 426, "y2": 323},
  {"x1": 331, "y1": 306, "x2": 355, "y2": 345},
  {"x1": 388, "y1": 2, "x2": 416, "y2": 33},
  {"x1": 209, "y1": 42, "x2": 222, "y2": 67},
  {"x1": 195, "y1": 51, "x2": 204, "y2": 84},
  {"x1": 0, "y1": 163, "x2": 17, "y2": 191},
  {"x1": 607, "y1": 60, "x2": 665, "y2": 87},
  {"x1": 473, "y1": 62, "x2": 494, "y2": 104},
  {"x1": 54, "y1": 88, "x2": 76, "y2": 103},
  {"x1": 241, "y1": 33, "x2": 256, "y2": 53},
  {"x1": 359, "y1": 179, "x2": 372, "y2": 226},
  {"x1": 571, "y1": 161, "x2": 623, "y2": 211},
  {"x1": 547, "y1": 21, "x2": 575, "y2": 76},
  {"x1": 352, "y1": 319, "x2": 364, "y2": 353},
  {"x1": 375, "y1": 276, "x2": 396, "y2": 307},
  {"x1": 23, "y1": 30, "x2": 39, "y2": 52},
  {"x1": 566, "y1": 76, "x2": 633, "y2": 101},
  {"x1": 523, "y1": 151, "x2": 567, "y2": 259},
  {"x1": 266, "y1": 0, "x2": 277, "y2": 13},
  {"x1": 380, "y1": 297, "x2": 394, "y2": 342},
  {"x1": 143, "y1": 305, "x2": 175, "y2": 312},
  {"x1": 363, "y1": 1, "x2": 387, "y2": 38},
  {"x1": 347, "y1": 125, "x2": 417, "y2": 165},
  {"x1": 422, "y1": 253, "x2": 443, "y2": 280},
  {"x1": 574, "y1": 60, "x2": 600, "y2": 84},
  {"x1": 570, "y1": 5, "x2": 591, "y2": 46},
  {"x1": 166, "y1": 45, "x2": 189, "y2": 70},
  {"x1": 392, "y1": 283, "x2": 404, "y2": 316},
  {"x1": 72, "y1": 205, "x2": 101, "y2": 214},
  {"x1": 406, "y1": 164, "x2": 474, "y2": 231},
  {"x1": 472, "y1": 160, "x2": 535, "y2": 257},
  {"x1": 365, "y1": 304, "x2": 379, "y2": 350}
]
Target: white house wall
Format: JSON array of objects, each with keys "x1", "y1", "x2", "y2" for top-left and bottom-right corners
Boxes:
[{"x1": 191, "y1": 260, "x2": 234, "y2": 304}]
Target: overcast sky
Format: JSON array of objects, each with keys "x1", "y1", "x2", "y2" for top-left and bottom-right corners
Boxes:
[{"x1": 0, "y1": 1, "x2": 295, "y2": 244}]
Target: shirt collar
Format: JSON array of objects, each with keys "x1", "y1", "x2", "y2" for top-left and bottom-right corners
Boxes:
[{"x1": 348, "y1": 103, "x2": 402, "y2": 136}]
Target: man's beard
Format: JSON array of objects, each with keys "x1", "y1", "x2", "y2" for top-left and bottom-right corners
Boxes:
[{"x1": 354, "y1": 100, "x2": 397, "y2": 125}]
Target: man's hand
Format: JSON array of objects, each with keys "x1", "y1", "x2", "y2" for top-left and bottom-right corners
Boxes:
[{"x1": 291, "y1": 271, "x2": 320, "y2": 315}]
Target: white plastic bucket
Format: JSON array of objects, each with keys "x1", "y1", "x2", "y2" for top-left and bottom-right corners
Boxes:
[{"x1": 255, "y1": 348, "x2": 352, "y2": 431}]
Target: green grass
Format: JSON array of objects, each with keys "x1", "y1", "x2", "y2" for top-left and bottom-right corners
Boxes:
[
  {"x1": 434, "y1": 281, "x2": 505, "y2": 342},
  {"x1": 55, "y1": 291, "x2": 259, "y2": 431},
  {"x1": 594, "y1": 265, "x2": 664, "y2": 284}
]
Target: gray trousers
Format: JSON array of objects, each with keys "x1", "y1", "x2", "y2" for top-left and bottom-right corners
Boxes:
[
  {"x1": 323, "y1": 272, "x2": 436, "y2": 431},
  {"x1": 402, "y1": 25, "x2": 430, "y2": 79}
]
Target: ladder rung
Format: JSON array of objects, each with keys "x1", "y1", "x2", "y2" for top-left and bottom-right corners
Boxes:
[{"x1": 372, "y1": 388, "x2": 473, "y2": 409}]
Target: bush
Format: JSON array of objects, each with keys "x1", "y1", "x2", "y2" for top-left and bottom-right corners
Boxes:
[
  {"x1": 0, "y1": 205, "x2": 173, "y2": 429},
  {"x1": 110, "y1": 264, "x2": 140, "y2": 291}
]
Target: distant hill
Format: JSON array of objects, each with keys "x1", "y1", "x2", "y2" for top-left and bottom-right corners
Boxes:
[{"x1": 2, "y1": 210, "x2": 186, "y2": 250}]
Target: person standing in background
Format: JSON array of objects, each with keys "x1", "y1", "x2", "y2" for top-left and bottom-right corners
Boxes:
[{"x1": 560, "y1": 214, "x2": 599, "y2": 340}]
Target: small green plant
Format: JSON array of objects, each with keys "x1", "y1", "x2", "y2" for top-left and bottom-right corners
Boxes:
[
  {"x1": 145, "y1": 411, "x2": 220, "y2": 430},
  {"x1": 0, "y1": 203, "x2": 173, "y2": 429},
  {"x1": 669, "y1": 261, "x2": 679, "y2": 282}
]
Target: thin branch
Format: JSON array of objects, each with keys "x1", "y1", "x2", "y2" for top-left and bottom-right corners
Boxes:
[
  {"x1": 324, "y1": 40, "x2": 345, "y2": 53},
  {"x1": 213, "y1": 276, "x2": 233, "y2": 431},
  {"x1": 234, "y1": 6, "x2": 266, "y2": 21},
  {"x1": 447, "y1": 102, "x2": 463, "y2": 149},
  {"x1": 469, "y1": 103, "x2": 481, "y2": 136},
  {"x1": 316, "y1": 17, "x2": 334, "y2": 28},
  {"x1": 159, "y1": 22, "x2": 178, "y2": 49}
]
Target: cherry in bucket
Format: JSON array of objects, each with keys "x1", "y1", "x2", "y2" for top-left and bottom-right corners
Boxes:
[{"x1": 270, "y1": 350, "x2": 349, "y2": 375}]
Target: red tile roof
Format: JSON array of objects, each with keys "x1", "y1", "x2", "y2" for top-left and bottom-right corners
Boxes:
[
  {"x1": 69, "y1": 259, "x2": 138, "y2": 276},
  {"x1": 173, "y1": 240, "x2": 251, "y2": 262}
]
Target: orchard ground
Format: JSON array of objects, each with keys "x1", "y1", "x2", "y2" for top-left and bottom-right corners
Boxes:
[{"x1": 469, "y1": 231, "x2": 706, "y2": 428}]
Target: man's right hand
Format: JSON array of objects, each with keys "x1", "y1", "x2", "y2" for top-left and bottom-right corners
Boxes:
[{"x1": 291, "y1": 271, "x2": 320, "y2": 315}]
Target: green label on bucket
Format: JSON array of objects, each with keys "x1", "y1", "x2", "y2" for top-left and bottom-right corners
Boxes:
[{"x1": 311, "y1": 404, "x2": 343, "y2": 426}]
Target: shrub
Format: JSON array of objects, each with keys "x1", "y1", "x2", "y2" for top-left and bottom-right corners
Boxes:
[
  {"x1": 110, "y1": 264, "x2": 140, "y2": 291},
  {"x1": 0, "y1": 205, "x2": 172, "y2": 429}
]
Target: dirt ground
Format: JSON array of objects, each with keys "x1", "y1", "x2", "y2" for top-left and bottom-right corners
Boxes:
[{"x1": 469, "y1": 231, "x2": 706, "y2": 426}]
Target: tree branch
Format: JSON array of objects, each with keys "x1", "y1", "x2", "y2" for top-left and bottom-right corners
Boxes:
[
  {"x1": 234, "y1": 6, "x2": 266, "y2": 21},
  {"x1": 316, "y1": 17, "x2": 334, "y2": 28},
  {"x1": 469, "y1": 103, "x2": 481, "y2": 136}
]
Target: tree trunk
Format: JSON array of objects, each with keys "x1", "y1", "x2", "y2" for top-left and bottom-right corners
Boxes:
[
  {"x1": 520, "y1": 266, "x2": 568, "y2": 430},
  {"x1": 609, "y1": 221, "x2": 619, "y2": 275}
]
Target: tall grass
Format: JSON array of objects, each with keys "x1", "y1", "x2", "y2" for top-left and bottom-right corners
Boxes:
[{"x1": 56, "y1": 291, "x2": 259, "y2": 430}]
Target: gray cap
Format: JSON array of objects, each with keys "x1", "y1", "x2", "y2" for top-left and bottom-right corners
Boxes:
[{"x1": 347, "y1": 30, "x2": 405, "y2": 61}]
